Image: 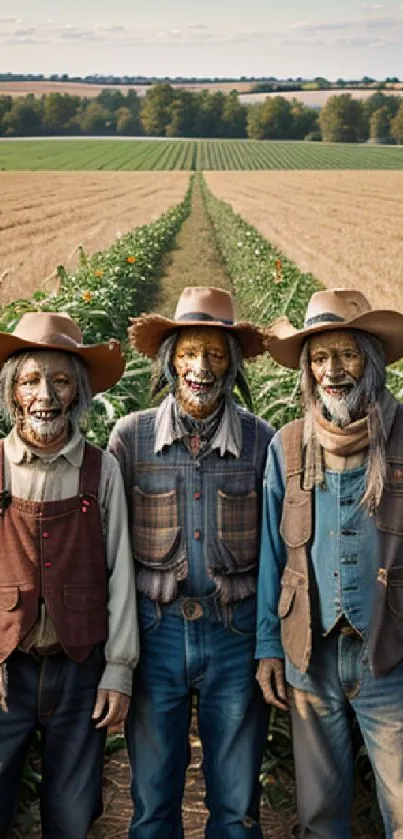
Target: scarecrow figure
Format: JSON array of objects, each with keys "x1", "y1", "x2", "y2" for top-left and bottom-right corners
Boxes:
[
  {"x1": 109, "y1": 286, "x2": 274, "y2": 838},
  {"x1": 256, "y1": 289, "x2": 403, "y2": 838},
  {"x1": 0, "y1": 311, "x2": 138, "y2": 839}
]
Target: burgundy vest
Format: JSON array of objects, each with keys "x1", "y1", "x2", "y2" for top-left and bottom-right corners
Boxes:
[{"x1": 0, "y1": 440, "x2": 107, "y2": 663}]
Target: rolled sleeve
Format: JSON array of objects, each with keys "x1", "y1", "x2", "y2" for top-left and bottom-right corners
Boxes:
[
  {"x1": 256, "y1": 432, "x2": 287, "y2": 661},
  {"x1": 98, "y1": 451, "x2": 139, "y2": 697}
]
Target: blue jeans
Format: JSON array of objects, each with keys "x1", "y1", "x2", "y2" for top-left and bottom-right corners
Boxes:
[
  {"x1": 126, "y1": 594, "x2": 268, "y2": 839},
  {"x1": 289, "y1": 631, "x2": 403, "y2": 839},
  {"x1": 0, "y1": 646, "x2": 106, "y2": 839}
]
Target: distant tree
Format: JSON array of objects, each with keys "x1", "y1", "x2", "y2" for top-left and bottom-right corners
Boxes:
[
  {"x1": 193, "y1": 90, "x2": 226, "y2": 137},
  {"x1": 390, "y1": 103, "x2": 403, "y2": 144},
  {"x1": 0, "y1": 95, "x2": 12, "y2": 135},
  {"x1": 79, "y1": 102, "x2": 111, "y2": 134},
  {"x1": 369, "y1": 107, "x2": 392, "y2": 144},
  {"x1": 246, "y1": 96, "x2": 293, "y2": 139},
  {"x1": 221, "y1": 91, "x2": 247, "y2": 137},
  {"x1": 166, "y1": 90, "x2": 197, "y2": 137},
  {"x1": 95, "y1": 88, "x2": 126, "y2": 113},
  {"x1": 140, "y1": 83, "x2": 175, "y2": 136},
  {"x1": 289, "y1": 99, "x2": 319, "y2": 139},
  {"x1": 2, "y1": 95, "x2": 42, "y2": 136},
  {"x1": 42, "y1": 93, "x2": 81, "y2": 134},
  {"x1": 115, "y1": 106, "x2": 142, "y2": 135},
  {"x1": 319, "y1": 94, "x2": 366, "y2": 142}
]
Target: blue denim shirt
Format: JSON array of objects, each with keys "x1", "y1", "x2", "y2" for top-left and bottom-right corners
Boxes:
[
  {"x1": 256, "y1": 431, "x2": 379, "y2": 686},
  {"x1": 110, "y1": 403, "x2": 274, "y2": 605}
]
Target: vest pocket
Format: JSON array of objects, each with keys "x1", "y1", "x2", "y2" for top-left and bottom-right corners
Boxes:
[
  {"x1": 278, "y1": 566, "x2": 307, "y2": 618},
  {"x1": 280, "y1": 494, "x2": 311, "y2": 548},
  {"x1": 377, "y1": 487, "x2": 403, "y2": 536},
  {"x1": 387, "y1": 565, "x2": 403, "y2": 618},
  {"x1": 217, "y1": 489, "x2": 258, "y2": 568},
  {"x1": 0, "y1": 585, "x2": 19, "y2": 611},
  {"x1": 133, "y1": 486, "x2": 181, "y2": 569}
]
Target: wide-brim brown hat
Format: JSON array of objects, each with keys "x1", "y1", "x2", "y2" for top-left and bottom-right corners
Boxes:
[
  {"x1": 129, "y1": 286, "x2": 264, "y2": 359},
  {"x1": 0, "y1": 311, "x2": 125, "y2": 393},
  {"x1": 265, "y1": 288, "x2": 403, "y2": 369}
]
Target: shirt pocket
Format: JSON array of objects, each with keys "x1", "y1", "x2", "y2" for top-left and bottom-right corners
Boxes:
[
  {"x1": 132, "y1": 486, "x2": 181, "y2": 569},
  {"x1": 217, "y1": 489, "x2": 258, "y2": 571}
]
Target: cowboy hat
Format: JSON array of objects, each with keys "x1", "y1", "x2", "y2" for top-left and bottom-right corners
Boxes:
[
  {"x1": 265, "y1": 289, "x2": 403, "y2": 369},
  {"x1": 0, "y1": 311, "x2": 125, "y2": 393},
  {"x1": 129, "y1": 286, "x2": 264, "y2": 359}
]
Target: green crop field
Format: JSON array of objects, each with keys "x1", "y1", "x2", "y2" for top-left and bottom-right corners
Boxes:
[{"x1": 1, "y1": 138, "x2": 403, "y2": 170}]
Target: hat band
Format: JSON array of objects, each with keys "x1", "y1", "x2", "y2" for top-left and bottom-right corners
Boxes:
[
  {"x1": 304, "y1": 313, "x2": 346, "y2": 328},
  {"x1": 176, "y1": 312, "x2": 234, "y2": 325}
]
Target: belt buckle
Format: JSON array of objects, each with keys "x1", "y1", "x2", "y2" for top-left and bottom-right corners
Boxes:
[{"x1": 181, "y1": 599, "x2": 204, "y2": 621}]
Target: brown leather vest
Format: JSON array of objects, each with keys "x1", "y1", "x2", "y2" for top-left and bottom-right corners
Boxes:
[
  {"x1": 279, "y1": 405, "x2": 403, "y2": 678},
  {"x1": 0, "y1": 441, "x2": 107, "y2": 664}
]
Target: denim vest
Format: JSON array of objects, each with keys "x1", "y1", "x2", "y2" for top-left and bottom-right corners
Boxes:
[{"x1": 115, "y1": 404, "x2": 273, "y2": 605}]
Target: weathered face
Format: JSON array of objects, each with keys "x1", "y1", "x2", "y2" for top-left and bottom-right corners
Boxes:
[
  {"x1": 172, "y1": 327, "x2": 230, "y2": 419},
  {"x1": 309, "y1": 330, "x2": 365, "y2": 400},
  {"x1": 14, "y1": 351, "x2": 77, "y2": 451}
]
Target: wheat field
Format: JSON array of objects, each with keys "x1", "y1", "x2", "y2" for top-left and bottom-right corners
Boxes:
[
  {"x1": 0, "y1": 171, "x2": 190, "y2": 305},
  {"x1": 205, "y1": 170, "x2": 403, "y2": 311}
]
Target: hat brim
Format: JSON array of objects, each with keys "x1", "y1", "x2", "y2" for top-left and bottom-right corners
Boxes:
[
  {"x1": 129, "y1": 314, "x2": 264, "y2": 359},
  {"x1": 265, "y1": 310, "x2": 403, "y2": 369},
  {"x1": 0, "y1": 334, "x2": 125, "y2": 393}
]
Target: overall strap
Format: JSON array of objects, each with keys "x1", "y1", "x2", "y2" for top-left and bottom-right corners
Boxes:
[{"x1": 79, "y1": 443, "x2": 102, "y2": 499}]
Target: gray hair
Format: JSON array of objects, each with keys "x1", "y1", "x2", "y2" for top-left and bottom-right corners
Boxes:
[{"x1": 0, "y1": 351, "x2": 92, "y2": 428}]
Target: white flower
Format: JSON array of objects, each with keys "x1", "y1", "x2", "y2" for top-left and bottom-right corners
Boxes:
[
  {"x1": 255, "y1": 249, "x2": 260, "y2": 256},
  {"x1": 237, "y1": 242, "x2": 242, "y2": 248}
]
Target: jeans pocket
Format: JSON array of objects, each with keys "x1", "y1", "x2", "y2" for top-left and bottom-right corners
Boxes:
[
  {"x1": 228, "y1": 596, "x2": 257, "y2": 636},
  {"x1": 138, "y1": 595, "x2": 161, "y2": 633}
]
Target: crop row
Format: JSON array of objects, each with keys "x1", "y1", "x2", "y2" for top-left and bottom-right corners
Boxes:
[{"x1": 2, "y1": 138, "x2": 403, "y2": 170}]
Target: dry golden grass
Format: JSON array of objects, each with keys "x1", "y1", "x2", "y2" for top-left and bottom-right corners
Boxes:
[
  {"x1": 0, "y1": 80, "x2": 254, "y2": 99},
  {"x1": 205, "y1": 170, "x2": 403, "y2": 311},
  {"x1": 0, "y1": 171, "x2": 190, "y2": 305}
]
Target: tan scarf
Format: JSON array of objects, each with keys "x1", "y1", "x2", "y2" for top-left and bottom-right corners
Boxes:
[{"x1": 303, "y1": 389, "x2": 398, "y2": 513}]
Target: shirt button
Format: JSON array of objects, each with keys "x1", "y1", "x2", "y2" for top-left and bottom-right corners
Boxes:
[
  {"x1": 194, "y1": 491, "x2": 202, "y2": 500},
  {"x1": 42, "y1": 532, "x2": 50, "y2": 539},
  {"x1": 194, "y1": 530, "x2": 201, "y2": 540}
]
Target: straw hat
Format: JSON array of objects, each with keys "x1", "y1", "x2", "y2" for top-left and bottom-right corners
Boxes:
[
  {"x1": 129, "y1": 286, "x2": 264, "y2": 359},
  {"x1": 265, "y1": 289, "x2": 403, "y2": 369},
  {"x1": 0, "y1": 311, "x2": 125, "y2": 393}
]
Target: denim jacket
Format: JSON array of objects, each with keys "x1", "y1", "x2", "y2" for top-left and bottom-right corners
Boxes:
[{"x1": 109, "y1": 401, "x2": 273, "y2": 605}]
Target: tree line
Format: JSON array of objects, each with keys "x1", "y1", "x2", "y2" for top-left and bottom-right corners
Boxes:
[{"x1": 0, "y1": 85, "x2": 403, "y2": 143}]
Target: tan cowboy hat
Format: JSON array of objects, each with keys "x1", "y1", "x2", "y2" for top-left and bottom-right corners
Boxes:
[
  {"x1": 265, "y1": 288, "x2": 403, "y2": 369},
  {"x1": 129, "y1": 286, "x2": 264, "y2": 359},
  {"x1": 0, "y1": 311, "x2": 125, "y2": 393}
]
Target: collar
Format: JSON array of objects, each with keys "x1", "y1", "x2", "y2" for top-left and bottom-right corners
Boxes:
[
  {"x1": 5, "y1": 425, "x2": 85, "y2": 467},
  {"x1": 154, "y1": 394, "x2": 242, "y2": 458}
]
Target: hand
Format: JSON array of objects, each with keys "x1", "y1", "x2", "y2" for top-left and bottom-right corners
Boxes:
[
  {"x1": 256, "y1": 657, "x2": 288, "y2": 711},
  {"x1": 92, "y1": 689, "x2": 130, "y2": 730}
]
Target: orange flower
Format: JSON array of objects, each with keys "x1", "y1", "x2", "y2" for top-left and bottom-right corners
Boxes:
[
  {"x1": 94, "y1": 269, "x2": 103, "y2": 278},
  {"x1": 82, "y1": 291, "x2": 92, "y2": 303},
  {"x1": 126, "y1": 256, "x2": 136, "y2": 264},
  {"x1": 274, "y1": 258, "x2": 283, "y2": 284}
]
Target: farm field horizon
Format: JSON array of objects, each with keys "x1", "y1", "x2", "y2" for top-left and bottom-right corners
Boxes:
[
  {"x1": 1, "y1": 138, "x2": 403, "y2": 171},
  {"x1": 0, "y1": 170, "x2": 190, "y2": 305},
  {"x1": 204, "y1": 170, "x2": 403, "y2": 311}
]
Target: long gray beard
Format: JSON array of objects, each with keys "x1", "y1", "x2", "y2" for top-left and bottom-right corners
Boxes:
[{"x1": 317, "y1": 387, "x2": 351, "y2": 427}]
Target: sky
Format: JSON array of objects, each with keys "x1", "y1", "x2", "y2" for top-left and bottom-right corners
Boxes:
[{"x1": 0, "y1": 0, "x2": 402, "y2": 81}]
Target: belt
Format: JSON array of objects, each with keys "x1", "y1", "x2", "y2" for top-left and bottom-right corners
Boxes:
[{"x1": 161, "y1": 593, "x2": 224, "y2": 622}]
